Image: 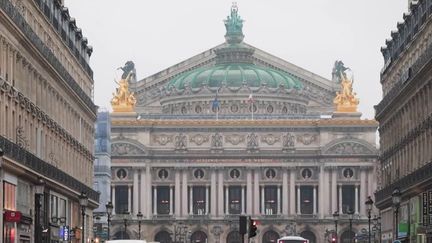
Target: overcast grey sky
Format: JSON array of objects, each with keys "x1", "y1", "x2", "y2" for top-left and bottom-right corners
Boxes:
[{"x1": 66, "y1": 0, "x2": 407, "y2": 119}]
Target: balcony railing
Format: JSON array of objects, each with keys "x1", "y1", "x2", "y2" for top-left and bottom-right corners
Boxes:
[{"x1": 0, "y1": 135, "x2": 99, "y2": 202}]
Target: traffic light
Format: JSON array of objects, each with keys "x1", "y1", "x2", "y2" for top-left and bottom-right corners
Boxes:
[
  {"x1": 248, "y1": 217, "x2": 258, "y2": 238},
  {"x1": 239, "y1": 216, "x2": 247, "y2": 235},
  {"x1": 331, "y1": 237, "x2": 336, "y2": 243}
]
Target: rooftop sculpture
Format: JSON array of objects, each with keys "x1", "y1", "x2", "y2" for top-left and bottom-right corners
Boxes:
[
  {"x1": 333, "y1": 61, "x2": 359, "y2": 113},
  {"x1": 111, "y1": 61, "x2": 137, "y2": 112}
]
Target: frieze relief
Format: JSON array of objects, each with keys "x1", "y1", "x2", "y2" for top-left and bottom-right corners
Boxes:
[
  {"x1": 189, "y1": 134, "x2": 209, "y2": 146},
  {"x1": 111, "y1": 143, "x2": 145, "y2": 156},
  {"x1": 282, "y1": 132, "x2": 295, "y2": 150},
  {"x1": 225, "y1": 134, "x2": 245, "y2": 145},
  {"x1": 296, "y1": 133, "x2": 318, "y2": 145},
  {"x1": 152, "y1": 134, "x2": 173, "y2": 145},
  {"x1": 327, "y1": 142, "x2": 373, "y2": 155},
  {"x1": 211, "y1": 132, "x2": 223, "y2": 149},
  {"x1": 174, "y1": 133, "x2": 187, "y2": 150},
  {"x1": 260, "y1": 134, "x2": 280, "y2": 145}
]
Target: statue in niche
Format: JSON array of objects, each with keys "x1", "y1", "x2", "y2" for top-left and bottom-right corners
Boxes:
[
  {"x1": 175, "y1": 133, "x2": 187, "y2": 150},
  {"x1": 211, "y1": 132, "x2": 223, "y2": 148}
]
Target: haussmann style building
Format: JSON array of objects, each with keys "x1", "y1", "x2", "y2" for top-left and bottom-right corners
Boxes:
[
  {"x1": 375, "y1": 0, "x2": 432, "y2": 243},
  {"x1": 107, "y1": 5, "x2": 379, "y2": 243},
  {"x1": 0, "y1": 0, "x2": 99, "y2": 242}
]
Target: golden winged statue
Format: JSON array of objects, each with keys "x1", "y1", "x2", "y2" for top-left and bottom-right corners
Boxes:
[
  {"x1": 111, "y1": 62, "x2": 137, "y2": 112},
  {"x1": 333, "y1": 72, "x2": 359, "y2": 113}
]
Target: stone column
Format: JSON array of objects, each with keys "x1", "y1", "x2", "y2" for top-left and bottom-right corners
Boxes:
[
  {"x1": 355, "y1": 185, "x2": 359, "y2": 214},
  {"x1": 261, "y1": 186, "x2": 265, "y2": 214},
  {"x1": 182, "y1": 170, "x2": 188, "y2": 217},
  {"x1": 290, "y1": 169, "x2": 296, "y2": 215},
  {"x1": 282, "y1": 169, "x2": 289, "y2": 215},
  {"x1": 297, "y1": 186, "x2": 301, "y2": 214},
  {"x1": 189, "y1": 186, "x2": 193, "y2": 215},
  {"x1": 319, "y1": 166, "x2": 325, "y2": 218},
  {"x1": 360, "y1": 168, "x2": 367, "y2": 215},
  {"x1": 133, "y1": 170, "x2": 139, "y2": 215},
  {"x1": 246, "y1": 169, "x2": 253, "y2": 214},
  {"x1": 241, "y1": 186, "x2": 245, "y2": 214},
  {"x1": 323, "y1": 167, "x2": 330, "y2": 216},
  {"x1": 218, "y1": 170, "x2": 224, "y2": 216},
  {"x1": 225, "y1": 186, "x2": 229, "y2": 215},
  {"x1": 111, "y1": 185, "x2": 116, "y2": 215},
  {"x1": 332, "y1": 168, "x2": 337, "y2": 213},
  {"x1": 313, "y1": 186, "x2": 317, "y2": 215},
  {"x1": 153, "y1": 187, "x2": 157, "y2": 215},
  {"x1": 128, "y1": 185, "x2": 132, "y2": 213},
  {"x1": 254, "y1": 169, "x2": 260, "y2": 215},
  {"x1": 170, "y1": 186, "x2": 174, "y2": 215},
  {"x1": 140, "y1": 169, "x2": 146, "y2": 216},
  {"x1": 205, "y1": 186, "x2": 209, "y2": 215},
  {"x1": 146, "y1": 164, "x2": 152, "y2": 218},
  {"x1": 277, "y1": 186, "x2": 281, "y2": 215},
  {"x1": 210, "y1": 170, "x2": 217, "y2": 216},
  {"x1": 175, "y1": 170, "x2": 181, "y2": 217},
  {"x1": 338, "y1": 185, "x2": 342, "y2": 213}
]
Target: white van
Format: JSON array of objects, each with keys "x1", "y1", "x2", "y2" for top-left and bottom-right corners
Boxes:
[
  {"x1": 277, "y1": 236, "x2": 309, "y2": 243},
  {"x1": 106, "y1": 241, "x2": 151, "y2": 243}
]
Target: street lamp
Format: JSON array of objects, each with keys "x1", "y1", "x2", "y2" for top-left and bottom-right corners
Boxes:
[
  {"x1": 79, "y1": 192, "x2": 88, "y2": 243},
  {"x1": 373, "y1": 215, "x2": 381, "y2": 243},
  {"x1": 123, "y1": 217, "x2": 128, "y2": 239},
  {"x1": 333, "y1": 211, "x2": 339, "y2": 241},
  {"x1": 348, "y1": 209, "x2": 354, "y2": 243},
  {"x1": 392, "y1": 188, "x2": 401, "y2": 241},
  {"x1": 137, "y1": 211, "x2": 143, "y2": 240},
  {"x1": 105, "y1": 202, "x2": 113, "y2": 240},
  {"x1": 365, "y1": 196, "x2": 374, "y2": 243},
  {"x1": 34, "y1": 178, "x2": 45, "y2": 243}
]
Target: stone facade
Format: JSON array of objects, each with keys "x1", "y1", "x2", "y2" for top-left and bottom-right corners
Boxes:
[
  {"x1": 108, "y1": 6, "x2": 378, "y2": 243},
  {"x1": 375, "y1": 1, "x2": 432, "y2": 242},
  {"x1": 0, "y1": 0, "x2": 97, "y2": 242}
]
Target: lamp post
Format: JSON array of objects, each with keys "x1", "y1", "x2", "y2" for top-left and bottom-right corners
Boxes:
[
  {"x1": 137, "y1": 211, "x2": 143, "y2": 240},
  {"x1": 333, "y1": 211, "x2": 339, "y2": 242},
  {"x1": 392, "y1": 188, "x2": 401, "y2": 241},
  {"x1": 34, "y1": 178, "x2": 45, "y2": 243},
  {"x1": 105, "y1": 202, "x2": 113, "y2": 240},
  {"x1": 373, "y1": 215, "x2": 381, "y2": 243},
  {"x1": 348, "y1": 209, "x2": 354, "y2": 243},
  {"x1": 123, "y1": 217, "x2": 128, "y2": 239},
  {"x1": 365, "y1": 196, "x2": 374, "y2": 243},
  {"x1": 79, "y1": 192, "x2": 88, "y2": 243}
]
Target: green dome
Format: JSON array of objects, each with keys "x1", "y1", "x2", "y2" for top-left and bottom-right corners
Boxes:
[{"x1": 166, "y1": 63, "x2": 303, "y2": 91}]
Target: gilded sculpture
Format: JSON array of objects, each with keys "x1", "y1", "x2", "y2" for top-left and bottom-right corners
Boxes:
[
  {"x1": 333, "y1": 62, "x2": 359, "y2": 113},
  {"x1": 111, "y1": 61, "x2": 137, "y2": 112}
]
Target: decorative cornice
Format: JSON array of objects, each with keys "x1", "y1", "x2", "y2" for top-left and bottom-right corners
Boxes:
[{"x1": 112, "y1": 119, "x2": 378, "y2": 127}]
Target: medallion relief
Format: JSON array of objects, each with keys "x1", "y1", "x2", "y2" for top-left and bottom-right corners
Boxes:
[
  {"x1": 260, "y1": 134, "x2": 280, "y2": 145},
  {"x1": 152, "y1": 134, "x2": 173, "y2": 145},
  {"x1": 225, "y1": 134, "x2": 245, "y2": 145},
  {"x1": 189, "y1": 134, "x2": 209, "y2": 146}
]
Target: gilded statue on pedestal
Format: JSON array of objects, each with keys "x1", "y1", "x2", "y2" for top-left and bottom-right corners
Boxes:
[
  {"x1": 333, "y1": 61, "x2": 359, "y2": 113},
  {"x1": 111, "y1": 61, "x2": 137, "y2": 112}
]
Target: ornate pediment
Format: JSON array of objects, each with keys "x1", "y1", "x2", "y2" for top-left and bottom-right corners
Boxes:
[
  {"x1": 324, "y1": 142, "x2": 375, "y2": 155},
  {"x1": 111, "y1": 142, "x2": 146, "y2": 156}
]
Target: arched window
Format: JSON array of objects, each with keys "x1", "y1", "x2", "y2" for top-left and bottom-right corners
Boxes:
[
  {"x1": 300, "y1": 231, "x2": 316, "y2": 243},
  {"x1": 114, "y1": 230, "x2": 129, "y2": 240},
  {"x1": 190, "y1": 231, "x2": 207, "y2": 243},
  {"x1": 226, "y1": 231, "x2": 242, "y2": 243},
  {"x1": 340, "y1": 230, "x2": 355, "y2": 243},
  {"x1": 155, "y1": 231, "x2": 172, "y2": 243},
  {"x1": 262, "y1": 230, "x2": 280, "y2": 243}
]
